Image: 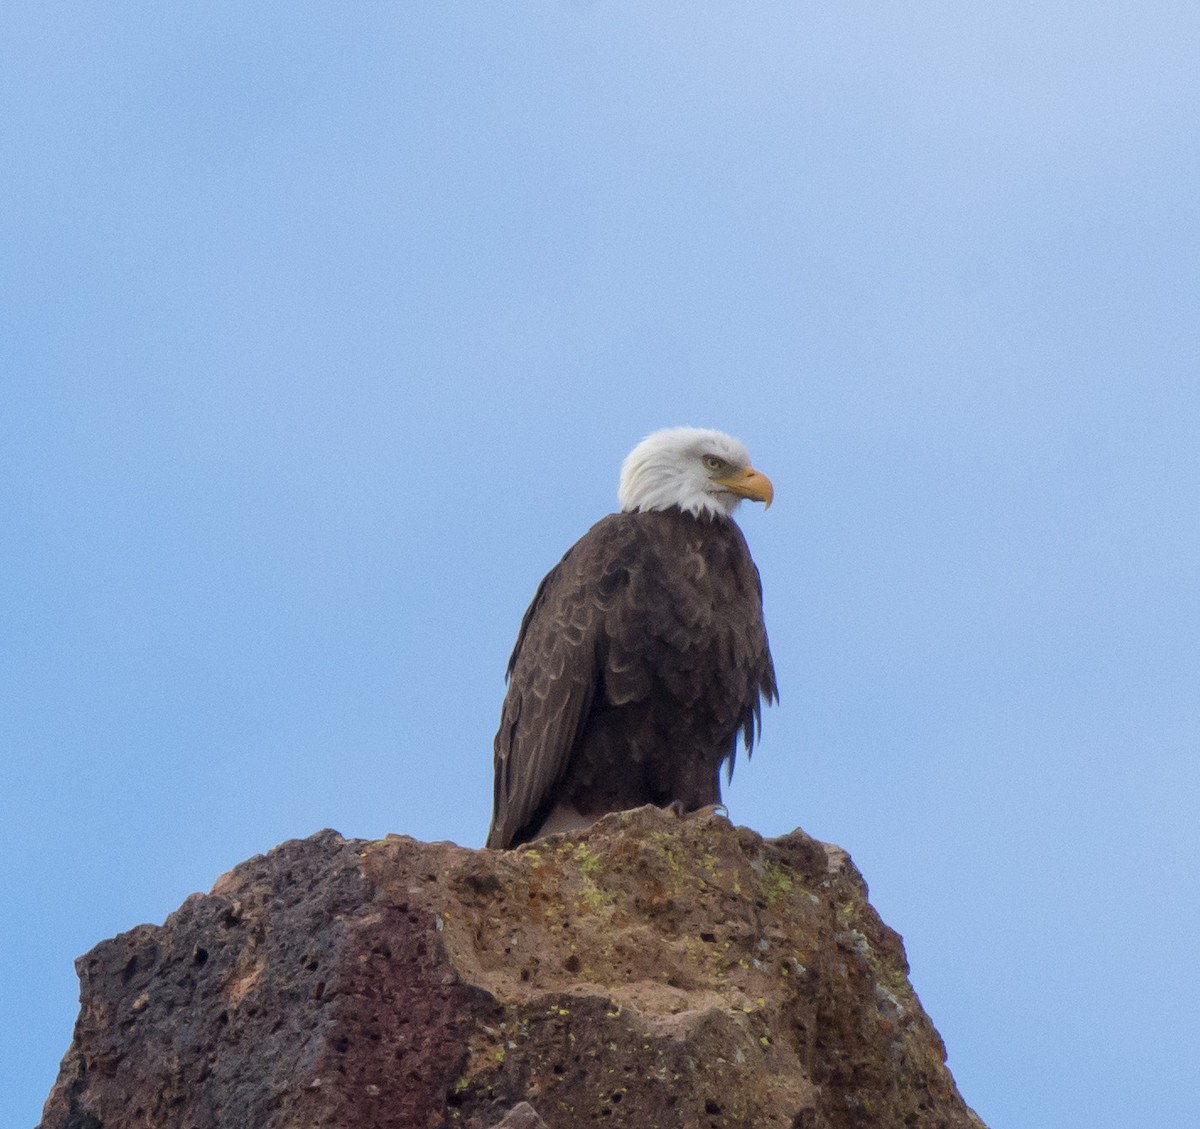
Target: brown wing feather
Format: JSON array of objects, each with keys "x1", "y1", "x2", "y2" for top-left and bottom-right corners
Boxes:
[
  {"x1": 723, "y1": 523, "x2": 778, "y2": 776},
  {"x1": 487, "y1": 516, "x2": 640, "y2": 848},
  {"x1": 487, "y1": 510, "x2": 776, "y2": 849}
]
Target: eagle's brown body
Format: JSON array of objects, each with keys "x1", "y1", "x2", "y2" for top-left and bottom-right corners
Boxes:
[{"x1": 487, "y1": 507, "x2": 776, "y2": 849}]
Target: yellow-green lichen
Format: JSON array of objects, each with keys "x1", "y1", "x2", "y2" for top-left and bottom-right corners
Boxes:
[
  {"x1": 574, "y1": 881, "x2": 609, "y2": 915},
  {"x1": 558, "y1": 841, "x2": 604, "y2": 878},
  {"x1": 759, "y1": 862, "x2": 794, "y2": 906}
]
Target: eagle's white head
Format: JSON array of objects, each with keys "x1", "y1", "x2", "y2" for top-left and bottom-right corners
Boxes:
[{"x1": 618, "y1": 427, "x2": 774, "y2": 520}]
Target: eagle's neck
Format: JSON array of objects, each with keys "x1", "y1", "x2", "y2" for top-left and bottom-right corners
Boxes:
[{"x1": 621, "y1": 483, "x2": 741, "y2": 521}]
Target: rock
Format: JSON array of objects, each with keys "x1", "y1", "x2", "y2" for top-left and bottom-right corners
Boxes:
[{"x1": 38, "y1": 807, "x2": 986, "y2": 1129}]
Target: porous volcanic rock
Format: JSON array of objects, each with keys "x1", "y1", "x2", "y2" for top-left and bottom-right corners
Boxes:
[{"x1": 39, "y1": 808, "x2": 986, "y2": 1129}]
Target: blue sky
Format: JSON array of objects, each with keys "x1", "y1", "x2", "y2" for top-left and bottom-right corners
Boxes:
[{"x1": 3, "y1": 4, "x2": 1198, "y2": 1126}]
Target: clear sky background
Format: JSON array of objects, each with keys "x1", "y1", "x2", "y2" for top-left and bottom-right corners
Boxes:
[{"x1": 3, "y1": 4, "x2": 1197, "y2": 1127}]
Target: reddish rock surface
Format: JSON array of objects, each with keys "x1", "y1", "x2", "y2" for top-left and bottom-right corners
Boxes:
[{"x1": 39, "y1": 808, "x2": 986, "y2": 1129}]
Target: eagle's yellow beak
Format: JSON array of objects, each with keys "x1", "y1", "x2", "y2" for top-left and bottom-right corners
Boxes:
[{"x1": 713, "y1": 466, "x2": 774, "y2": 509}]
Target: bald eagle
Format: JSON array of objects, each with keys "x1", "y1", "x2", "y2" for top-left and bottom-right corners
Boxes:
[{"x1": 487, "y1": 427, "x2": 777, "y2": 850}]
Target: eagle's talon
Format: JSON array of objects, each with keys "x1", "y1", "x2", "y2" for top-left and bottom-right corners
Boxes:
[{"x1": 681, "y1": 802, "x2": 729, "y2": 822}]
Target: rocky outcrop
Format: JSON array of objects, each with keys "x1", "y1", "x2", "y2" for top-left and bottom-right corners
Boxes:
[{"x1": 39, "y1": 807, "x2": 985, "y2": 1129}]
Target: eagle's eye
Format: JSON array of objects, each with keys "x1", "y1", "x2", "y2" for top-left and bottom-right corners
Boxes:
[{"x1": 702, "y1": 455, "x2": 727, "y2": 473}]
